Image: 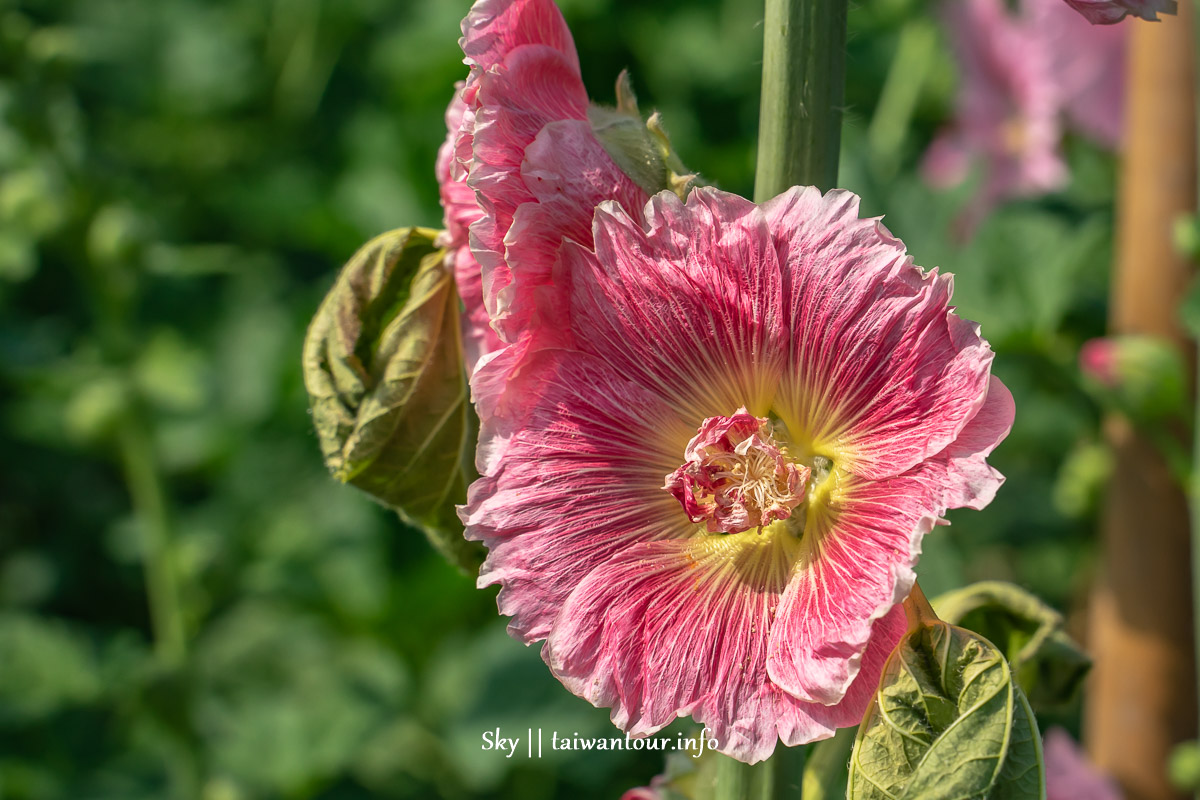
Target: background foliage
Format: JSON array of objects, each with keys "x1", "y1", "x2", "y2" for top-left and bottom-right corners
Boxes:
[{"x1": 0, "y1": 0, "x2": 1114, "y2": 797}]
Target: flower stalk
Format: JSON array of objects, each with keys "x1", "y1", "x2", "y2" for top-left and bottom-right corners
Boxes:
[
  {"x1": 117, "y1": 405, "x2": 187, "y2": 666},
  {"x1": 753, "y1": 0, "x2": 848, "y2": 200},
  {"x1": 720, "y1": 0, "x2": 850, "y2": 795}
]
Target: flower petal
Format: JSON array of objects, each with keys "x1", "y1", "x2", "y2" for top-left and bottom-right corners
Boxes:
[
  {"x1": 765, "y1": 377, "x2": 1011, "y2": 704},
  {"x1": 460, "y1": 0, "x2": 580, "y2": 79},
  {"x1": 463, "y1": 345, "x2": 694, "y2": 641},
  {"x1": 438, "y1": 86, "x2": 502, "y2": 376},
  {"x1": 468, "y1": 46, "x2": 589, "y2": 338},
  {"x1": 545, "y1": 535, "x2": 909, "y2": 763},
  {"x1": 764, "y1": 186, "x2": 994, "y2": 480},
  {"x1": 1062, "y1": 0, "x2": 1176, "y2": 23},
  {"x1": 496, "y1": 119, "x2": 648, "y2": 339},
  {"x1": 560, "y1": 188, "x2": 787, "y2": 421}
]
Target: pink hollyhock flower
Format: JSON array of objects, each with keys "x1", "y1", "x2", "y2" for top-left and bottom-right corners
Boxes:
[
  {"x1": 1044, "y1": 728, "x2": 1124, "y2": 800},
  {"x1": 1062, "y1": 0, "x2": 1176, "y2": 23},
  {"x1": 923, "y1": 0, "x2": 1067, "y2": 228},
  {"x1": 451, "y1": 0, "x2": 649, "y2": 346},
  {"x1": 1032, "y1": 0, "x2": 1126, "y2": 148},
  {"x1": 923, "y1": 0, "x2": 1125, "y2": 231},
  {"x1": 437, "y1": 86, "x2": 503, "y2": 377},
  {"x1": 462, "y1": 186, "x2": 1014, "y2": 763}
]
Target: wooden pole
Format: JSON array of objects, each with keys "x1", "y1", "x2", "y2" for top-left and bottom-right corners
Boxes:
[{"x1": 1086, "y1": 6, "x2": 1198, "y2": 800}]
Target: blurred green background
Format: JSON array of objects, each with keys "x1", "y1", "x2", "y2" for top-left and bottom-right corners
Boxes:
[{"x1": 0, "y1": 0, "x2": 1116, "y2": 797}]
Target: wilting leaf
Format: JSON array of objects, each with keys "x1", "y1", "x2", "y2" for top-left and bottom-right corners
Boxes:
[
  {"x1": 847, "y1": 619, "x2": 1045, "y2": 800},
  {"x1": 302, "y1": 228, "x2": 483, "y2": 571},
  {"x1": 934, "y1": 581, "x2": 1090, "y2": 709}
]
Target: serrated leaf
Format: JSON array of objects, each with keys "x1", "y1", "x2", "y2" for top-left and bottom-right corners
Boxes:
[
  {"x1": 933, "y1": 581, "x2": 1090, "y2": 709},
  {"x1": 848, "y1": 619, "x2": 1046, "y2": 800},
  {"x1": 302, "y1": 228, "x2": 483, "y2": 572}
]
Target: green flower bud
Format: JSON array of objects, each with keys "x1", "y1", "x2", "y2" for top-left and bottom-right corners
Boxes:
[
  {"x1": 1079, "y1": 335, "x2": 1188, "y2": 424},
  {"x1": 588, "y1": 71, "x2": 697, "y2": 200},
  {"x1": 302, "y1": 228, "x2": 483, "y2": 572}
]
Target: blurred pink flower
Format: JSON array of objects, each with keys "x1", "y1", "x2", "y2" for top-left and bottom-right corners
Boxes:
[
  {"x1": 1033, "y1": 0, "x2": 1127, "y2": 148},
  {"x1": 924, "y1": 0, "x2": 1126, "y2": 230},
  {"x1": 1045, "y1": 728, "x2": 1124, "y2": 800},
  {"x1": 462, "y1": 186, "x2": 1013, "y2": 763},
  {"x1": 1063, "y1": 0, "x2": 1176, "y2": 23}
]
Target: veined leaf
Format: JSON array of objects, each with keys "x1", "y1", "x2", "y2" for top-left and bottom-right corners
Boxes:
[
  {"x1": 848, "y1": 618, "x2": 1045, "y2": 800},
  {"x1": 933, "y1": 581, "x2": 1090, "y2": 710},
  {"x1": 302, "y1": 228, "x2": 483, "y2": 571}
]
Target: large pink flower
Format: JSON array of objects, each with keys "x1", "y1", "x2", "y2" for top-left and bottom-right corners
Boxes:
[
  {"x1": 1062, "y1": 0, "x2": 1175, "y2": 23},
  {"x1": 462, "y1": 186, "x2": 1014, "y2": 763}
]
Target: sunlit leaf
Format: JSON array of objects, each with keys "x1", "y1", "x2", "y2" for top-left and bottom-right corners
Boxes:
[
  {"x1": 934, "y1": 581, "x2": 1090, "y2": 710},
  {"x1": 302, "y1": 227, "x2": 482, "y2": 571},
  {"x1": 847, "y1": 617, "x2": 1045, "y2": 800}
]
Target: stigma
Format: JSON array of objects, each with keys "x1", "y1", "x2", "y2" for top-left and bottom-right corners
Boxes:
[{"x1": 664, "y1": 409, "x2": 809, "y2": 534}]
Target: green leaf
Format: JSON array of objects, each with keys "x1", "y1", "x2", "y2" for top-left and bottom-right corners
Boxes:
[
  {"x1": 302, "y1": 227, "x2": 483, "y2": 572},
  {"x1": 847, "y1": 619, "x2": 1045, "y2": 800},
  {"x1": 933, "y1": 581, "x2": 1090, "y2": 710},
  {"x1": 0, "y1": 613, "x2": 103, "y2": 724}
]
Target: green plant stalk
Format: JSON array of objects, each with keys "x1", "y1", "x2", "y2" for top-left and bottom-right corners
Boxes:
[
  {"x1": 753, "y1": 0, "x2": 848, "y2": 200},
  {"x1": 117, "y1": 404, "x2": 187, "y2": 666},
  {"x1": 701, "y1": 748, "x2": 807, "y2": 800},
  {"x1": 725, "y1": 0, "x2": 849, "y2": 794},
  {"x1": 866, "y1": 20, "x2": 937, "y2": 180}
]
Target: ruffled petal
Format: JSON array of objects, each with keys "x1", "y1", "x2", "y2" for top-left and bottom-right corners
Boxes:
[
  {"x1": 545, "y1": 535, "x2": 909, "y2": 763},
  {"x1": 460, "y1": 0, "x2": 580, "y2": 79},
  {"x1": 765, "y1": 376, "x2": 1011, "y2": 704},
  {"x1": 462, "y1": 345, "x2": 695, "y2": 640},
  {"x1": 438, "y1": 86, "x2": 503, "y2": 376},
  {"x1": 562, "y1": 188, "x2": 788, "y2": 422},
  {"x1": 496, "y1": 119, "x2": 648, "y2": 339},
  {"x1": 468, "y1": 46, "x2": 589, "y2": 338},
  {"x1": 763, "y1": 186, "x2": 994, "y2": 480}
]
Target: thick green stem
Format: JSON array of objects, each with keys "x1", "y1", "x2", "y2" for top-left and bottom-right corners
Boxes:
[
  {"x1": 718, "y1": 0, "x2": 850, "y2": 796},
  {"x1": 117, "y1": 406, "x2": 187, "y2": 666},
  {"x1": 753, "y1": 0, "x2": 848, "y2": 200},
  {"x1": 700, "y1": 748, "x2": 807, "y2": 800}
]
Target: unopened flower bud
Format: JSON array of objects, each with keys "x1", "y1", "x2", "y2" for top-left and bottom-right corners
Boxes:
[
  {"x1": 1079, "y1": 335, "x2": 1187, "y2": 424},
  {"x1": 588, "y1": 71, "x2": 697, "y2": 200},
  {"x1": 303, "y1": 227, "x2": 483, "y2": 571}
]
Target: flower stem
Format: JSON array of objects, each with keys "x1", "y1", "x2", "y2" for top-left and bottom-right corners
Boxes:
[
  {"x1": 705, "y1": 747, "x2": 806, "y2": 800},
  {"x1": 753, "y1": 0, "x2": 848, "y2": 200},
  {"x1": 715, "y1": 1, "x2": 850, "y2": 797},
  {"x1": 116, "y1": 400, "x2": 188, "y2": 666}
]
